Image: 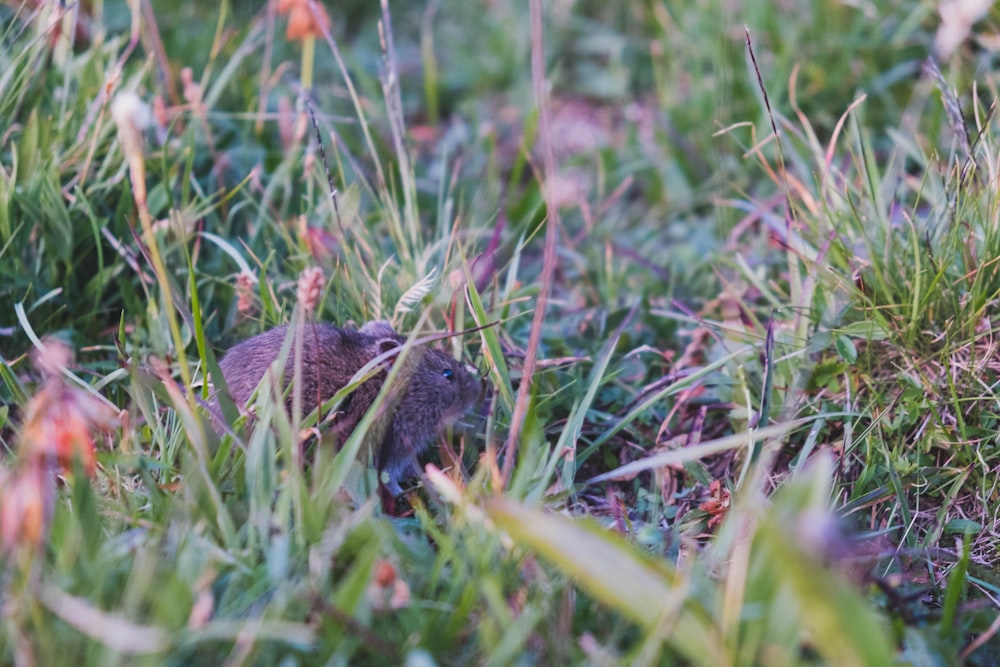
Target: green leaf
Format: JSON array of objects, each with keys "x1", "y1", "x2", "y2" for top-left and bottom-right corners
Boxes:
[
  {"x1": 941, "y1": 536, "x2": 969, "y2": 636},
  {"x1": 944, "y1": 519, "x2": 981, "y2": 535},
  {"x1": 756, "y1": 456, "x2": 897, "y2": 667},
  {"x1": 835, "y1": 334, "x2": 858, "y2": 363},
  {"x1": 486, "y1": 498, "x2": 726, "y2": 666},
  {"x1": 16, "y1": 108, "x2": 40, "y2": 185}
]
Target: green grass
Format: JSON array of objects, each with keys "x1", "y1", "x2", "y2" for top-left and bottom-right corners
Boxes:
[{"x1": 2, "y1": 0, "x2": 1000, "y2": 664}]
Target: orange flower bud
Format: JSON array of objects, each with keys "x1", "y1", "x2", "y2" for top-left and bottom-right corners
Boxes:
[
  {"x1": 373, "y1": 560, "x2": 397, "y2": 588},
  {"x1": 20, "y1": 338, "x2": 118, "y2": 477},
  {"x1": 21, "y1": 382, "x2": 112, "y2": 476},
  {"x1": 367, "y1": 559, "x2": 410, "y2": 610},
  {"x1": 278, "y1": 0, "x2": 331, "y2": 41},
  {"x1": 0, "y1": 464, "x2": 53, "y2": 552}
]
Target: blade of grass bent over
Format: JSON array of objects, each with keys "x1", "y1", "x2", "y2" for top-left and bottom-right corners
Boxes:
[{"x1": 487, "y1": 498, "x2": 726, "y2": 666}]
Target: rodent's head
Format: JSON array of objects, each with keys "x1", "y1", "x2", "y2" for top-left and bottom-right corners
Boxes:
[
  {"x1": 364, "y1": 324, "x2": 483, "y2": 440},
  {"x1": 406, "y1": 347, "x2": 483, "y2": 426},
  {"x1": 357, "y1": 321, "x2": 487, "y2": 491}
]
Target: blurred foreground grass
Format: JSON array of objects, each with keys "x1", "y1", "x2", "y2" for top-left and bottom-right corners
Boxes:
[{"x1": 2, "y1": 0, "x2": 1000, "y2": 664}]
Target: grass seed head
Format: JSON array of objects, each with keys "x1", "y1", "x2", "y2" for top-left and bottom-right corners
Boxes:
[{"x1": 297, "y1": 266, "x2": 325, "y2": 315}]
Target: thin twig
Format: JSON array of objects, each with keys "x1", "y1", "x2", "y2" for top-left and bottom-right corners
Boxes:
[
  {"x1": 309, "y1": 594, "x2": 401, "y2": 661},
  {"x1": 502, "y1": 0, "x2": 560, "y2": 485},
  {"x1": 744, "y1": 28, "x2": 796, "y2": 236},
  {"x1": 960, "y1": 602, "x2": 1000, "y2": 661},
  {"x1": 305, "y1": 94, "x2": 344, "y2": 235}
]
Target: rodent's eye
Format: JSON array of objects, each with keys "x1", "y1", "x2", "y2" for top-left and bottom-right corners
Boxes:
[{"x1": 441, "y1": 368, "x2": 455, "y2": 381}]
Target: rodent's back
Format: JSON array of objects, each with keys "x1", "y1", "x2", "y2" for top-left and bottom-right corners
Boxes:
[{"x1": 218, "y1": 323, "x2": 392, "y2": 414}]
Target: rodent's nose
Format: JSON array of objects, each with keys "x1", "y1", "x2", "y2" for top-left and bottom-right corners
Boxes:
[{"x1": 463, "y1": 362, "x2": 489, "y2": 401}]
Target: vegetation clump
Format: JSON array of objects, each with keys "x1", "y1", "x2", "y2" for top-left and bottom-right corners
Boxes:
[{"x1": 1, "y1": 0, "x2": 999, "y2": 664}]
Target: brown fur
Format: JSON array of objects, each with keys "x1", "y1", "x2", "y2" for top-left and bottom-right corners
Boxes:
[{"x1": 216, "y1": 321, "x2": 482, "y2": 492}]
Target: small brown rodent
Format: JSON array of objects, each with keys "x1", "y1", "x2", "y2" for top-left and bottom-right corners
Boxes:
[{"x1": 216, "y1": 321, "x2": 482, "y2": 493}]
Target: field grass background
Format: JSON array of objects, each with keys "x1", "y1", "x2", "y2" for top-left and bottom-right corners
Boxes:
[{"x1": 2, "y1": 0, "x2": 1000, "y2": 664}]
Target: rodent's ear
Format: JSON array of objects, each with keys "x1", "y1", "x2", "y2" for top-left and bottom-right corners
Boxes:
[
  {"x1": 360, "y1": 320, "x2": 396, "y2": 338},
  {"x1": 375, "y1": 337, "x2": 402, "y2": 369}
]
